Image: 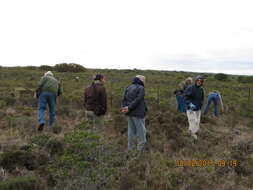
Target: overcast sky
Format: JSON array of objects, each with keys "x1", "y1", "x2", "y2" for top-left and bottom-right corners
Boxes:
[{"x1": 1, "y1": 0, "x2": 253, "y2": 75}]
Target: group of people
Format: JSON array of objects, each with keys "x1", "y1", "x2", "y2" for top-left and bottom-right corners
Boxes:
[
  {"x1": 36, "y1": 71, "x2": 223, "y2": 153},
  {"x1": 36, "y1": 72, "x2": 147, "y2": 151},
  {"x1": 175, "y1": 76, "x2": 224, "y2": 139}
]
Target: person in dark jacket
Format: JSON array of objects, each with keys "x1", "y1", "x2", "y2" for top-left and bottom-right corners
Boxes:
[
  {"x1": 84, "y1": 74, "x2": 107, "y2": 128},
  {"x1": 184, "y1": 76, "x2": 204, "y2": 140},
  {"x1": 121, "y1": 75, "x2": 147, "y2": 151},
  {"x1": 36, "y1": 71, "x2": 62, "y2": 131}
]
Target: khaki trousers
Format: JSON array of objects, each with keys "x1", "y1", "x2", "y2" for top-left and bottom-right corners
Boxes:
[{"x1": 186, "y1": 110, "x2": 201, "y2": 134}]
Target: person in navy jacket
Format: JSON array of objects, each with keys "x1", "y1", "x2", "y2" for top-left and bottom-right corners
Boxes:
[
  {"x1": 184, "y1": 76, "x2": 204, "y2": 140},
  {"x1": 121, "y1": 75, "x2": 147, "y2": 151}
]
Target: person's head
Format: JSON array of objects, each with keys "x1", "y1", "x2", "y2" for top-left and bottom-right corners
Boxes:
[
  {"x1": 44, "y1": 71, "x2": 54, "y2": 77},
  {"x1": 94, "y1": 74, "x2": 106, "y2": 84},
  {"x1": 195, "y1": 75, "x2": 204, "y2": 86},
  {"x1": 185, "y1": 77, "x2": 193, "y2": 85},
  {"x1": 136, "y1": 75, "x2": 146, "y2": 84}
]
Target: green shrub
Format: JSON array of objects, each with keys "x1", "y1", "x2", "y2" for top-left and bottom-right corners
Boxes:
[
  {"x1": 31, "y1": 134, "x2": 51, "y2": 147},
  {"x1": 0, "y1": 175, "x2": 42, "y2": 190},
  {"x1": 4, "y1": 96, "x2": 16, "y2": 106},
  {"x1": 7, "y1": 115, "x2": 32, "y2": 129},
  {"x1": 54, "y1": 63, "x2": 86, "y2": 73},
  {"x1": 0, "y1": 100, "x2": 6, "y2": 108},
  {"x1": 52, "y1": 125, "x2": 62, "y2": 134},
  {"x1": 39, "y1": 65, "x2": 53, "y2": 71},
  {"x1": 25, "y1": 66, "x2": 38, "y2": 70},
  {"x1": 0, "y1": 110, "x2": 6, "y2": 119},
  {"x1": 214, "y1": 73, "x2": 228, "y2": 81},
  {"x1": 46, "y1": 138, "x2": 64, "y2": 156},
  {"x1": 64, "y1": 130, "x2": 100, "y2": 153},
  {"x1": 168, "y1": 173, "x2": 182, "y2": 187},
  {"x1": 0, "y1": 150, "x2": 37, "y2": 171},
  {"x1": 238, "y1": 76, "x2": 253, "y2": 83},
  {"x1": 75, "y1": 121, "x2": 91, "y2": 130}
]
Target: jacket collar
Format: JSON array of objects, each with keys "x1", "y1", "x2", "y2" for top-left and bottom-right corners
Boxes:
[
  {"x1": 132, "y1": 77, "x2": 144, "y2": 86},
  {"x1": 93, "y1": 80, "x2": 103, "y2": 85}
]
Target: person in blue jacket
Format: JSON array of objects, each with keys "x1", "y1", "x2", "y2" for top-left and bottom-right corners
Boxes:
[
  {"x1": 121, "y1": 75, "x2": 147, "y2": 151},
  {"x1": 204, "y1": 90, "x2": 224, "y2": 116},
  {"x1": 184, "y1": 76, "x2": 204, "y2": 140}
]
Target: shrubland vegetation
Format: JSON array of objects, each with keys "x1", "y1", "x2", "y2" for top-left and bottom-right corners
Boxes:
[{"x1": 0, "y1": 66, "x2": 253, "y2": 190}]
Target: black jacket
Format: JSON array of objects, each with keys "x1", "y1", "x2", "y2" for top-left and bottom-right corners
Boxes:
[
  {"x1": 184, "y1": 84, "x2": 204, "y2": 111},
  {"x1": 122, "y1": 77, "x2": 147, "y2": 118}
]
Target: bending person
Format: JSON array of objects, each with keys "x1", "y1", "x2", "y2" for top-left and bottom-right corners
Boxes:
[{"x1": 204, "y1": 90, "x2": 224, "y2": 116}]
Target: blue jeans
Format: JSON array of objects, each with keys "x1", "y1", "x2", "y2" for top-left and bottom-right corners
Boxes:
[
  {"x1": 128, "y1": 117, "x2": 146, "y2": 151},
  {"x1": 38, "y1": 91, "x2": 56, "y2": 127},
  {"x1": 204, "y1": 94, "x2": 218, "y2": 116},
  {"x1": 176, "y1": 95, "x2": 186, "y2": 112}
]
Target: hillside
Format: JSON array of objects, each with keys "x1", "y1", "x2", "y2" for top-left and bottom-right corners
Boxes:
[{"x1": 0, "y1": 66, "x2": 253, "y2": 190}]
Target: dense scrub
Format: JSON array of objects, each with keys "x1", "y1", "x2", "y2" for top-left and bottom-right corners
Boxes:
[{"x1": 0, "y1": 67, "x2": 253, "y2": 189}]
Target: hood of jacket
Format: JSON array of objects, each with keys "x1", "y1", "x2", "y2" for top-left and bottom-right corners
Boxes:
[{"x1": 132, "y1": 77, "x2": 144, "y2": 86}]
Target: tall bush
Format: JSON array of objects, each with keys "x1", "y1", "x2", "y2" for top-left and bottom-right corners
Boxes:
[
  {"x1": 54, "y1": 63, "x2": 86, "y2": 73},
  {"x1": 238, "y1": 76, "x2": 253, "y2": 83},
  {"x1": 39, "y1": 65, "x2": 53, "y2": 71},
  {"x1": 214, "y1": 73, "x2": 228, "y2": 81}
]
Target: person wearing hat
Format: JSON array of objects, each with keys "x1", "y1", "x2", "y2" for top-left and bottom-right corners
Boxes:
[
  {"x1": 84, "y1": 74, "x2": 107, "y2": 128},
  {"x1": 184, "y1": 76, "x2": 204, "y2": 140},
  {"x1": 174, "y1": 77, "x2": 193, "y2": 112},
  {"x1": 121, "y1": 75, "x2": 147, "y2": 152},
  {"x1": 204, "y1": 90, "x2": 224, "y2": 116},
  {"x1": 36, "y1": 71, "x2": 62, "y2": 131}
]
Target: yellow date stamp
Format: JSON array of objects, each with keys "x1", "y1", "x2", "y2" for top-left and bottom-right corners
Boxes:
[{"x1": 176, "y1": 160, "x2": 237, "y2": 167}]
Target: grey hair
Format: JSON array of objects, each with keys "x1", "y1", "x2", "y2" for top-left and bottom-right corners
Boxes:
[
  {"x1": 136, "y1": 75, "x2": 145, "y2": 82},
  {"x1": 44, "y1": 71, "x2": 54, "y2": 77}
]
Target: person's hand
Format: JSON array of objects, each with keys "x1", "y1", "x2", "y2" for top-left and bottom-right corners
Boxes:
[
  {"x1": 189, "y1": 103, "x2": 196, "y2": 110},
  {"x1": 121, "y1": 107, "x2": 129, "y2": 113}
]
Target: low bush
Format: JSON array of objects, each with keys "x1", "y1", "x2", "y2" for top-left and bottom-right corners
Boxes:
[
  {"x1": 0, "y1": 150, "x2": 37, "y2": 171},
  {"x1": 46, "y1": 138, "x2": 64, "y2": 156},
  {"x1": 39, "y1": 65, "x2": 53, "y2": 71},
  {"x1": 54, "y1": 63, "x2": 86, "y2": 73},
  {"x1": 237, "y1": 76, "x2": 253, "y2": 83},
  {"x1": 214, "y1": 73, "x2": 228, "y2": 81},
  {"x1": 0, "y1": 175, "x2": 42, "y2": 190},
  {"x1": 31, "y1": 134, "x2": 51, "y2": 147}
]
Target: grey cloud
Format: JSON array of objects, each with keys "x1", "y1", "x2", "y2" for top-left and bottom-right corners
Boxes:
[{"x1": 154, "y1": 56, "x2": 253, "y2": 75}]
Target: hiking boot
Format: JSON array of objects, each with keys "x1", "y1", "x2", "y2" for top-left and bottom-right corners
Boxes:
[{"x1": 38, "y1": 123, "x2": 44, "y2": 131}]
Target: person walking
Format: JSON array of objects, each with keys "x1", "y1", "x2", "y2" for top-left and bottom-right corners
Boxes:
[
  {"x1": 174, "y1": 77, "x2": 193, "y2": 112},
  {"x1": 36, "y1": 71, "x2": 62, "y2": 131},
  {"x1": 204, "y1": 90, "x2": 224, "y2": 116},
  {"x1": 121, "y1": 75, "x2": 147, "y2": 151},
  {"x1": 84, "y1": 74, "x2": 107, "y2": 128},
  {"x1": 184, "y1": 76, "x2": 204, "y2": 140}
]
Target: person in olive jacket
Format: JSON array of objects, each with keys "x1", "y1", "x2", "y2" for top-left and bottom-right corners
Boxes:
[
  {"x1": 84, "y1": 74, "x2": 107, "y2": 128},
  {"x1": 121, "y1": 75, "x2": 147, "y2": 151},
  {"x1": 36, "y1": 71, "x2": 62, "y2": 131}
]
